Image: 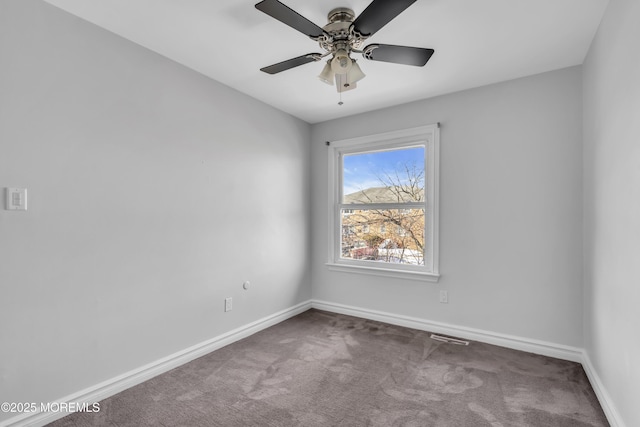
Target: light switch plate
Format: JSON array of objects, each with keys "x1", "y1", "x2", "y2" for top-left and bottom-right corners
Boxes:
[{"x1": 6, "y1": 188, "x2": 27, "y2": 211}]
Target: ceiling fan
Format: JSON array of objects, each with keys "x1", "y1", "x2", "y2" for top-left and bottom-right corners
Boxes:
[{"x1": 255, "y1": 0, "x2": 435, "y2": 93}]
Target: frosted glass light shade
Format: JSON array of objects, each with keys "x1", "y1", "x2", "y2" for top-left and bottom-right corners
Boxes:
[
  {"x1": 330, "y1": 49, "x2": 352, "y2": 74},
  {"x1": 347, "y1": 60, "x2": 366, "y2": 84},
  {"x1": 318, "y1": 60, "x2": 335, "y2": 85}
]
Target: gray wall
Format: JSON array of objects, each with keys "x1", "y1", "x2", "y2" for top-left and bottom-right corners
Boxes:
[
  {"x1": 583, "y1": 0, "x2": 640, "y2": 425},
  {"x1": 0, "y1": 0, "x2": 311, "y2": 417},
  {"x1": 311, "y1": 67, "x2": 584, "y2": 347}
]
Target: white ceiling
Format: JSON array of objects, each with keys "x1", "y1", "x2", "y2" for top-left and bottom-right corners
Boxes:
[{"x1": 43, "y1": 0, "x2": 608, "y2": 124}]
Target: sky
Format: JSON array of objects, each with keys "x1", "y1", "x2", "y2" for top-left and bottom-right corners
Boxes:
[{"x1": 342, "y1": 146, "x2": 425, "y2": 195}]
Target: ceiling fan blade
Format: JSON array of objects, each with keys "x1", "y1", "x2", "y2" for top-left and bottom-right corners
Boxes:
[
  {"x1": 363, "y1": 44, "x2": 434, "y2": 66},
  {"x1": 260, "y1": 53, "x2": 321, "y2": 74},
  {"x1": 255, "y1": 0, "x2": 325, "y2": 39},
  {"x1": 352, "y1": 0, "x2": 417, "y2": 37}
]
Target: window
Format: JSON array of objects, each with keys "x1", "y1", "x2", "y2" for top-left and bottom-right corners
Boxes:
[{"x1": 327, "y1": 124, "x2": 440, "y2": 281}]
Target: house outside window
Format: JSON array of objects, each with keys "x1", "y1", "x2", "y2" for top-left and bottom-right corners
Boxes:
[{"x1": 327, "y1": 124, "x2": 440, "y2": 281}]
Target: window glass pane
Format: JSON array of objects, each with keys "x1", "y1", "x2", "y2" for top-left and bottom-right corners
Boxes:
[
  {"x1": 340, "y1": 208, "x2": 425, "y2": 265},
  {"x1": 343, "y1": 147, "x2": 425, "y2": 204}
]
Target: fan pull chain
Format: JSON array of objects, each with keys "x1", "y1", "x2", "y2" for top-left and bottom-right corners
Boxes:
[{"x1": 338, "y1": 91, "x2": 343, "y2": 106}]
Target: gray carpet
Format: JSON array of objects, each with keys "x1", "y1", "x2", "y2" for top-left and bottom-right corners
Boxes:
[{"x1": 49, "y1": 309, "x2": 608, "y2": 426}]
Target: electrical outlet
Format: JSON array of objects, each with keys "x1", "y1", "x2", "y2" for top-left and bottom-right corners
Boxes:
[
  {"x1": 439, "y1": 290, "x2": 448, "y2": 304},
  {"x1": 224, "y1": 297, "x2": 232, "y2": 312}
]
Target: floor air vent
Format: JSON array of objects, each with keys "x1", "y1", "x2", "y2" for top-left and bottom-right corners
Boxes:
[{"x1": 430, "y1": 334, "x2": 469, "y2": 346}]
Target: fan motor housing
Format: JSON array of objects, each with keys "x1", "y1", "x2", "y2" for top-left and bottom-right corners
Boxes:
[{"x1": 320, "y1": 7, "x2": 364, "y2": 52}]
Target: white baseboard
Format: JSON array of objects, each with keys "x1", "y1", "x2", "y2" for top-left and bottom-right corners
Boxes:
[
  {"x1": 581, "y1": 351, "x2": 626, "y2": 427},
  {"x1": 1, "y1": 300, "x2": 312, "y2": 427},
  {"x1": 311, "y1": 300, "x2": 583, "y2": 362}
]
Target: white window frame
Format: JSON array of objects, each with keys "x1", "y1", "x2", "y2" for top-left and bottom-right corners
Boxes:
[{"x1": 327, "y1": 124, "x2": 440, "y2": 282}]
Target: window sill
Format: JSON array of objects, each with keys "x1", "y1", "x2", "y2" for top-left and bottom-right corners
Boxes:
[{"x1": 325, "y1": 263, "x2": 440, "y2": 282}]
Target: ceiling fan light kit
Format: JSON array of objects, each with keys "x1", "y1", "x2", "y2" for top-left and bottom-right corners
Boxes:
[{"x1": 255, "y1": 0, "x2": 434, "y2": 94}]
